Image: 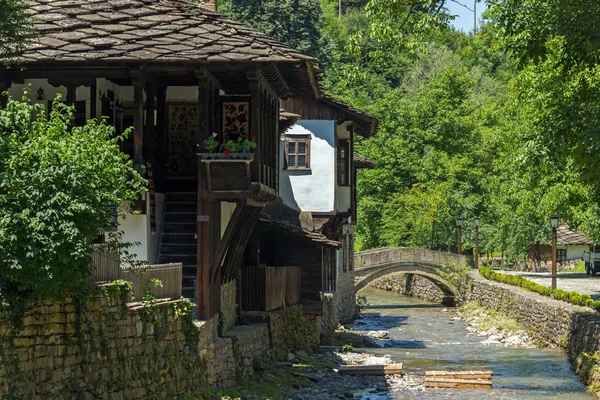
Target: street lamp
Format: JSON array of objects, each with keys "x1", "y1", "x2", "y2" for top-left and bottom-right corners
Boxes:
[
  {"x1": 550, "y1": 216, "x2": 559, "y2": 290},
  {"x1": 456, "y1": 217, "x2": 464, "y2": 254},
  {"x1": 474, "y1": 217, "x2": 480, "y2": 269}
]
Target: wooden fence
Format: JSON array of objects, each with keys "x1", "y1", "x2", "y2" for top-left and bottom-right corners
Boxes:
[
  {"x1": 241, "y1": 266, "x2": 301, "y2": 311},
  {"x1": 91, "y1": 245, "x2": 182, "y2": 301}
]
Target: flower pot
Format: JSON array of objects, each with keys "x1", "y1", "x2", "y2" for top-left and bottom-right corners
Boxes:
[{"x1": 197, "y1": 153, "x2": 254, "y2": 195}]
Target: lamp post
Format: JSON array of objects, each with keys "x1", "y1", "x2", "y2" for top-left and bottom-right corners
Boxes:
[
  {"x1": 456, "y1": 217, "x2": 464, "y2": 254},
  {"x1": 550, "y1": 216, "x2": 559, "y2": 290},
  {"x1": 474, "y1": 217, "x2": 480, "y2": 269}
]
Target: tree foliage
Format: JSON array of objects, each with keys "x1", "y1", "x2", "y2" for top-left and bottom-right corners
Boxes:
[
  {"x1": 0, "y1": 0, "x2": 35, "y2": 60},
  {"x1": 0, "y1": 93, "x2": 146, "y2": 320}
]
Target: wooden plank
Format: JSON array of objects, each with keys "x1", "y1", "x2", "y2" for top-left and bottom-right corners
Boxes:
[
  {"x1": 424, "y1": 378, "x2": 492, "y2": 389},
  {"x1": 337, "y1": 363, "x2": 403, "y2": 376},
  {"x1": 425, "y1": 370, "x2": 493, "y2": 380}
]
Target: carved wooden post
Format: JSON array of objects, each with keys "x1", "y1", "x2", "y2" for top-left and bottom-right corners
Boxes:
[
  {"x1": 130, "y1": 70, "x2": 145, "y2": 166},
  {"x1": 66, "y1": 85, "x2": 76, "y2": 106},
  {"x1": 144, "y1": 81, "x2": 155, "y2": 161},
  {"x1": 155, "y1": 83, "x2": 167, "y2": 162},
  {"x1": 248, "y1": 69, "x2": 261, "y2": 183},
  {"x1": 195, "y1": 68, "x2": 214, "y2": 320}
]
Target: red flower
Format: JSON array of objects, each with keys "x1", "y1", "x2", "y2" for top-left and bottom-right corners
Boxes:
[
  {"x1": 252, "y1": 136, "x2": 257, "y2": 141},
  {"x1": 224, "y1": 149, "x2": 231, "y2": 155}
]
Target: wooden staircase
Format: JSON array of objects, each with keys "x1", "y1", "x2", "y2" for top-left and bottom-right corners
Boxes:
[{"x1": 158, "y1": 192, "x2": 197, "y2": 300}]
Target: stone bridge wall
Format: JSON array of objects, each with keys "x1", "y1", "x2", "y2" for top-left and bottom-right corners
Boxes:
[{"x1": 0, "y1": 283, "x2": 320, "y2": 399}]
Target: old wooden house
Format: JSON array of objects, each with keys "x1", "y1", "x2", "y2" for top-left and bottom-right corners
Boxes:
[
  {"x1": 1, "y1": 0, "x2": 331, "y2": 324},
  {"x1": 279, "y1": 95, "x2": 378, "y2": 326}
]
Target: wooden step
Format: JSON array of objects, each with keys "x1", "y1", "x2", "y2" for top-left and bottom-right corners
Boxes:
[
  {"x1": 424, "y1": 370, "x2": 493, "y2": 389},
  {"x1": 425, "y1": 370, "x2": 493, "y2": 380},
  {"x1": 336, "y1": 363, "x2": 403, "y2": 376},
  {"x1": 424, "y1": 378, "x2": 492, "y2": 389}
]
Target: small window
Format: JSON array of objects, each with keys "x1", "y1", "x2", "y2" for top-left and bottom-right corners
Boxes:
[
  {"x1": 557, "y1": 249, "x2": 567, "y2": 263},
  {"x1": 337, "y1": 139, "x2": 350, "y2": 186},
  {"x1": 284, "y1": 135, "x2": 311, "y2": 170}
]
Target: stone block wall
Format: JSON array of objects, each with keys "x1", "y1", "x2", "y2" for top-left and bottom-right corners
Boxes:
[
  {"x1": 462, "y1": 273, "x2": 600, "y2": 393},
  {"x1": 370, "y1": 273, "x2": 445, "y2": 304},
  {"x1": 221, "y1": 281, "x2": 237, "y2": 333},
  {"x1": 0, "y1": 283, "x2": 320, "y2": 399}
]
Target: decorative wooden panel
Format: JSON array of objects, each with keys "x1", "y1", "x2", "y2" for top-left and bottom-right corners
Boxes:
[{"x1": 167, "y1": 102, "x2": 199, "y2": 175}]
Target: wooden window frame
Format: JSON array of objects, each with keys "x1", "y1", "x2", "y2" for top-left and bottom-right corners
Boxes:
[
  {"x1": 337, "y1": 139, "x2": 350, "y2": 186},
  {"x1": 284, "y1": 135, "x2": 311, "y2": 170}
]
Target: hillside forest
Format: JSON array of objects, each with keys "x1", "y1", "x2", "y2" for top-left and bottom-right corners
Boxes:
[{"x1": 218, "y1": 0, "x2": 600, "y2": 263}]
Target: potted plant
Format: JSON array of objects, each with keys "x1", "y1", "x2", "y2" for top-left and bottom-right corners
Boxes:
[{"x1": 197, "y1": 133, "x2": 257, "y2": 194}]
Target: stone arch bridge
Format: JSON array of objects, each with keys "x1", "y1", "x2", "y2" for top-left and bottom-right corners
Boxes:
[{"x1": 354, "y1": 247, "x2": 468, "y2": 305}]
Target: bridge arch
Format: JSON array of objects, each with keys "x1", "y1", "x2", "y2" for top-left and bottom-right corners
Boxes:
[
  {"x1": 354, "y1": 263, "x2": 459, "y2": 306},
  {"x1": 354, "y1": 247, "x2": 467, "y2": 306}
]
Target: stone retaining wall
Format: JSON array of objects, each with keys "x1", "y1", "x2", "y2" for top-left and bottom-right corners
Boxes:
[
  {"x1": 0, "y1": 283, "x2": 319, "y2": 399},
  {"x1": 370, "y1": 273, "x2": 445, "y2": 303},
  {"x1": 461, "y1": 272, "x2": 600, "y2": 395}
]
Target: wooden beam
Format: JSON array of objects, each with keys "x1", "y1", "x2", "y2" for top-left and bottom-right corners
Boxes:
[
  {"x1": 66, "y1": 85, "x2": 76, "y2": 106},
  {"x1": 0, "y1": 72, "x2": 10, "y2": 109},
  {"x1": 130, "y1": 69, "x2": 145, "y2": 166},
  {"x1": 90, "y1": 82, "x2": 97, "y2": 121},
  {"x1": 248, "y1": 69, "x2": 261, "y2": 183},
  {"x1": 337, "y1": 363, "x2": 403, "y2": 376}
]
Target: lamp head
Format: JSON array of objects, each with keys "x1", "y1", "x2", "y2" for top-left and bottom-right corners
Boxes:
[
  {"x1": 456, "y1": 217, "x2": 464, "y2": 228},
  {"x1": 474, "y1": 217, "x2": 480, "y2": 228},
  {"x1": 550, "y1": 215, "x2": 559, "y2": 229}
]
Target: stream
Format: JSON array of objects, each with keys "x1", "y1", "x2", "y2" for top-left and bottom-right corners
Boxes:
[{"x1": 352, "y1": 287, "x2": 591, "y2": 399}]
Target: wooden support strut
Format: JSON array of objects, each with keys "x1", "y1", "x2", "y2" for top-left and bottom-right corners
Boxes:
[
  {"x1": 144, "y1": 81, "x2": 155, "y2": 162},
  {"x1": 130, "y1": 69, "x2": 145, "y2": 166}
]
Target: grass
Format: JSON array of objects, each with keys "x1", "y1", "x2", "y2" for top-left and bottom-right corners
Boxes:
[
  {"x1": 559, "y1": 261, "x2": 586, "y2": 274},
  {"x1": 189, "y1": 356, "x2": 336, "y2": 400},
  {"x1": 459, "y1": 301, "x2": 525, "y2": 336}
]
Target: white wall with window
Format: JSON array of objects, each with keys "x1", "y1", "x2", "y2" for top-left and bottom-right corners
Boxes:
[{"x1": 279, "y1": 120, "x2": 335, "y2": 212}]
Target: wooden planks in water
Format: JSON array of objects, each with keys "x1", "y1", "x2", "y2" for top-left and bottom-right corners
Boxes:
[
  {"x1": 337, "y1": 363, "x2": 403, "y2": 376},
  {"x1": 425, "y1": 370, "x2": 493, "y2": 389}
]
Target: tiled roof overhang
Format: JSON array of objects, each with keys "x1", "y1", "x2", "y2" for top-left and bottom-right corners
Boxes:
[{"x1": 7, "y1": 0, "x2": 315, "y2": 65}]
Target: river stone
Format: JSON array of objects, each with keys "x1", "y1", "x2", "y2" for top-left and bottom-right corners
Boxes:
[{"x1": 367, "y1": 331, "x2": 390, "y2": 339}]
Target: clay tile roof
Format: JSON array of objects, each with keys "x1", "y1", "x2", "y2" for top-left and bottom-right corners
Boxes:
[
  {"x1": 10, "y1": 0, "x2": 314, "y2": 64},
  {"x1": 557, "y1": 224, "x2": 592, "y2": 246},
  {"x1": 353, "y1": 153, "x2": 374, "y2": 169}
]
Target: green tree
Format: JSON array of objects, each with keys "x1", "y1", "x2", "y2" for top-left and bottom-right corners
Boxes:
[
  {"x1": 0, "y1": 0, "x2": 34, "y2": 60},
  {"x1": 0, "y1": 92, "x2": 146, "y2": 321}
]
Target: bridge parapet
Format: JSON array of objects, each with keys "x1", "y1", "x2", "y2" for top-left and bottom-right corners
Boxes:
[{"x1": 355, "y1": 247, "x2": 467, "y2": 271}]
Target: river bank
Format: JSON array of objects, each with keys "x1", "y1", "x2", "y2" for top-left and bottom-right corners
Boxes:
[{"x1": 200, "y1": 287, "x2": 590, "y2": 399}]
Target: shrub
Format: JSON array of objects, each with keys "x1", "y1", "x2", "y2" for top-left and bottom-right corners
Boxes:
[
  {"x1": 478, "y1": 267, "x2": 600, "y2": 313},
  {"x1": 0, "y1": 92, "x2": 146, "y2": 325}
]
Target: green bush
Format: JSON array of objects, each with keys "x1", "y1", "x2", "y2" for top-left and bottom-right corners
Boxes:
[
  {"x1": 0, "y1": 92, "x2": 146, "y2": 325},
  {"x1": 479, "y1": 267, "x2": 600, "y2": 312}
]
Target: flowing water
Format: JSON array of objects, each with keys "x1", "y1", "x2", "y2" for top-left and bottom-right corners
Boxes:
[{"x1": 353, "y1": 288, "x2": 591, "y2": 399}]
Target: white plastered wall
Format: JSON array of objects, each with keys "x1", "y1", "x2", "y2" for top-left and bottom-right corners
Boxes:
[
  {"x1": 279, "y1": 120, "x2": 335, "y2": 212},
  {"x1": 566, "y1": 245, "x2": 590, "y2": 260}
]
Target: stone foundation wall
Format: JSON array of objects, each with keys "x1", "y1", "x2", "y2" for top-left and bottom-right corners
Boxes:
[
  {"x1": 322, "y1": 269, "x2": 357, "y2": 331},
  {"x1": 0, "y1": 283, "x2": 320, "y2": 399},
  {"x1": 462, "y1": 273, "x2": 600, "y2": 394},
  {"x1": 220, "y1": 281, "x2": 237, "y2": 333},
  {"x1": 370, "y1": 273, "x2": 446, "y2": 303}
]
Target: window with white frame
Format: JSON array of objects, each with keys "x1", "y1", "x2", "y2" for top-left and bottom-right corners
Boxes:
[{"x1": 284, "y1": 135, "x2": 311, "y2": 170}]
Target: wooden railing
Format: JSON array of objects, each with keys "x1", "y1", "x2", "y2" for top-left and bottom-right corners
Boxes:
[
  {"x1": 241, "y1": 266, "x2": 301, "y2": 311},
  {"x1": 91, "y1": 245, "x2": 182, "y2": 301}
]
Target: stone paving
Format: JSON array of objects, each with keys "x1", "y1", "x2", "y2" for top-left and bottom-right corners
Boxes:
[{"x1": 497, "y1": 271, "x2": 600, "y2": 299}]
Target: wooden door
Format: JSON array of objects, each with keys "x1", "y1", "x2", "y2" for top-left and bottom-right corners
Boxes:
[{"x1": 167, "y1": 102, "x2": 199, "y2": 175}]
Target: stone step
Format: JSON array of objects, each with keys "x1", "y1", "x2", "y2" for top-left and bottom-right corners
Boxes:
[
  {"x1": 163, "y1": 222, "x2": 195, "y2": 234},
  {"x1": 161, "y1": 243, "x2": 197, "y2": 254},
  {"x1": 167, "y1": 192, "x2": 197, "y2": 203},
  {"x1": 161, "y1": 233, "x2": 196, "y2": 244},
  {"x1": 165, "y1": 212, "x2": 196, "y2": 223},
  {"x1": 159, "y1": 254, "x2": 196, "y2": 265},
  {"x1": 166, "y1": 202, "x2": 196, "y2": 213}
]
